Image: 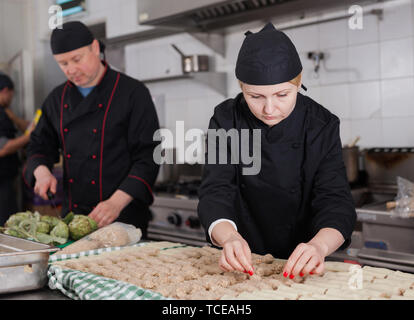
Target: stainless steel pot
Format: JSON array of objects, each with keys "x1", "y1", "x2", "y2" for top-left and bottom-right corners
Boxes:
[{"x1": 171, "y1": 44, "x2": 209, "y2": 74}]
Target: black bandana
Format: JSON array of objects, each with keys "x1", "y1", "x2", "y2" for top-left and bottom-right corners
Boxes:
[
  {"x1": 51, "y1": 21, "x2": 94, "y2": 55},
  {"x1": 236, "y1": 22, "x2": 306, "y2": 90}
]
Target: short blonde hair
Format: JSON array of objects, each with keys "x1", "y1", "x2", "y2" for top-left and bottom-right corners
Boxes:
[
  {"x1": 288, "y1": 72, "x2": 302, "y2": 87},
  {"x1": 239, "y1": 72, "x2": 302, "y2": 88}
]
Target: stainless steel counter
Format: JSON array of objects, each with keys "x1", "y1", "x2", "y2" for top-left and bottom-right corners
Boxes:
[{"x1": 0, "y1": 286, "x2": 70, "y2": 300}]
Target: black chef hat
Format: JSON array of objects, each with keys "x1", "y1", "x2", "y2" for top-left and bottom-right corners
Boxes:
[
  {"x1": 236, "y1": 22, "x2": 306, "y2": 90},
  {"x1": 51, "y1": 21, "x2": 94, "y2": 54}
]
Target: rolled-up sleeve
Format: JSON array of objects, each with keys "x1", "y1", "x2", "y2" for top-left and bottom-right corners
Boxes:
[
  {"x1": 310, "y1": 119, "x2": 356, "y2": 249},
  {"x1": 117, "y1": 85, "x2": 160, "y2": 206}
]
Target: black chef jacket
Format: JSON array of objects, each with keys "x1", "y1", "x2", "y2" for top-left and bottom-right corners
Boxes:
[
  {"x1": 198, "y1": 92, "x2": 356, "y2": 258},
  {"x1": 23, "y1": 63, "x2": 160, "y2": 234},
  {"x1": 0, "y1": 107, "x2": 19, "y2": 178},
  {"x1": 0, "y1": 107, "x2": 19, "y2": 225}
]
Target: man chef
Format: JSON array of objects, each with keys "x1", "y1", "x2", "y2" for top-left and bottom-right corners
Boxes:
[{"x1": 24, "y1": 21, "x2": 160, "y2": 237}]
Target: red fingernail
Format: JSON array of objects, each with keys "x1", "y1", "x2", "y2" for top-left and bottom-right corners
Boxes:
[
  {"x1": 289, "y1": 274, "x2": 295, "y2": 279},
  {"x1": 300, "y1": 272, "x2": 304, "y2": 277},
  {"x1": 283, "y1": 272, "x2": 288, "y2": 278},
  {"x1": 310, "y1": 271, "x2": 314, "y2": 275},
  {"x1": 243, "y1": 270, "x2": 248, "y2": 274},
  {"x1": 248, "y1": 271, "x2": 254, "y2": 276}
]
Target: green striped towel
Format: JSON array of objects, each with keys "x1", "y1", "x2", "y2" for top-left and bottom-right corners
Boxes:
[{"x1": 47, "y1": 242, "x2": 186, "y2": 300}]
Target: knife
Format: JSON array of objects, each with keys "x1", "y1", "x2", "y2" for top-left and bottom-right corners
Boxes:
[{"x1": 47, "y1": 190, "x2": 60, "y2": 217}]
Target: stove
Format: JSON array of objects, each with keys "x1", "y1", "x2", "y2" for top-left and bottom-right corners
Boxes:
[
  {"x1": 148, "y1": 178, "x2": 209, "y2": 246},
  {"x1": 330, "y1": 147, "x2": 414, "y2": 273}
]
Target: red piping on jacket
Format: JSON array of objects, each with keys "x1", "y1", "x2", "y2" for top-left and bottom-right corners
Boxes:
[
  {"x1": 99, "y1": 72, "x2": 121, "y2": 201},
  {"x1": 22, "y1": 154, "x2": 46, "y2": 188},
  {"x1": 60, "y1": 82, "x2": 73, "y2": 211},
  {"x1": 128, "y1": 175, "x2": 154, "y2": 198}
]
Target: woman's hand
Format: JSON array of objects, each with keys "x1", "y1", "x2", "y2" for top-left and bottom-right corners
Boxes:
[
  {"x1": 283, "y1": 228, "x2": 345, "y2": 279},
  {"x1": 211, "y1": 221, "x2": 254, "y2": 274},
  {"x1": 282, "y1": 240, "x2": 328, "y2": 279}
]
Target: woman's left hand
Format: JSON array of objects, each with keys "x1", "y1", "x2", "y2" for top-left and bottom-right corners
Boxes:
[{"x1": 282, "y1": 241, "x2": 328, "y2": 279}]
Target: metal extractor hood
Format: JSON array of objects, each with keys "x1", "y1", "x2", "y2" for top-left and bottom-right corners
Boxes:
[{"x1": 137, "y1": 0, "x2": 381, "y2": 32}]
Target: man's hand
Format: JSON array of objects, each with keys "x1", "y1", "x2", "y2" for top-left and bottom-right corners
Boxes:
[
  {"x1": 88, "y1": 190, "x2": 133, "y2": 228},
  {"x1": 88, "y1": 199, "x2": 122, "y2": 228},
  {"x1": 212, "y1": 221, "x2": 254, "y2": 274},
  {"x1": 34, "y1": 165, "x2": 57, "y2": 200}
]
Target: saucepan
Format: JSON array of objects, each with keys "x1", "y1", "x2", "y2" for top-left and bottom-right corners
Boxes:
[{"x1": 171, "y1": 44, "x2": 209, "y2": 74}]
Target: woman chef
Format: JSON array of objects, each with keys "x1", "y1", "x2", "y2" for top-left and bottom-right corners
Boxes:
[
  {"x1": 198, "y1": 23, "x2": 356, "y2": 279},
  {"x1": 24, "y1": 22, "x2": 160, "y2": 237}
]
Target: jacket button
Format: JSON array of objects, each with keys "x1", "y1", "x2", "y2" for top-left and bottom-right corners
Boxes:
[
  {"x1": 93, "y1": 129, "x2": 97, "y2": 133},
  {"x1": 69, "y1": 178, "x2": 74, "y2": 183},
  {"x1": 292, "y1": 143, "x2": 300, "y2": 149},
  {"x1": 98, "y1": 104, "x2": 103, "y2": 108},
  {"x1": 73, "y1": 204, "x2": 78, "y2": 208},
  {"x1": 64, "y1": 104, "x2": 68, "y2": 109},
  {"x1": 241, "y1": 183, "x2": 246, "y2": 189},
  {"x1": 92, "y1": 155, "x2": 97, "y2": 159},
  {"x1": 66, "y1": 154, "x2": 71, "y2": 159},
  {"x1": 91, "y1": 180, "x2": 96, "y2": 185},
  {"x1": 290, "y1": 188, "x2": 298, "y2": 194},
  {"x1": 64, "y1": 128, "x2": 68, "y2": 133}
]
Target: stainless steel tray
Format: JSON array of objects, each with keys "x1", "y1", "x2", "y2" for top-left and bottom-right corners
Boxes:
[{"x1": 0, "y1": 234, "x2": 59, "y2": 294}]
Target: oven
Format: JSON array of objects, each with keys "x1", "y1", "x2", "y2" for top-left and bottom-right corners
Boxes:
[{"x1": 148, "y1": 164, "x2": 209, "y2": 246}]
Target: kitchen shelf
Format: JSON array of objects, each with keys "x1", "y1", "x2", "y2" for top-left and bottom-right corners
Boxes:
[
  {"x1": 106, "y1": 28, "x2": 225, "y2": 57},
  {"x1": 142, "y1": 72, "x2": 227, "y2": 96}
]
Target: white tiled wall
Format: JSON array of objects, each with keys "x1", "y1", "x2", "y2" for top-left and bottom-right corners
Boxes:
[
  {"x1": 0, "y1": 0, "x2": 29, "y2": 62},
  {"x1": 3, "y1": 0, "x2": 413, "y2": 149},
  {"x1": 123, "y1": 0, "x2": 414, "y2": 148},
  {"x1": 23, "y1": 0, "x2": 153, "y2": 107},
  {"x1": 287, "y1": 0, "x2": 414, "y2": 147}
]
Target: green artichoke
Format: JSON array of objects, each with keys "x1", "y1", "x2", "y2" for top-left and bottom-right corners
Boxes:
[
  {"x1": 4, "y1": 228, "x2": 27, "y2": 239},
  {"x1": 5, "y1": 211, "x2": 33, "y2": 228},
  {"x1": 68, "y1": 215, "x2": 98, "y2": 240},
  {"x1": 36, "y1": 221, "x2": 50, "y2": 234},
  {"x1": 40, "y1": 215, "x2": 61, "y2": 228},
  {"x1": 50, "y1": 221, "x2": 69, "y2": 239},
  {"x1": 63, "y1": 212, "x2": 75, "y2": 225}
]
